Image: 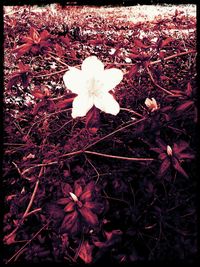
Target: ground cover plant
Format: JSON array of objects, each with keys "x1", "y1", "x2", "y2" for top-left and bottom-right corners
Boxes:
[{"x1": 3, "y1": 4, "x2": 197, "y2": 264}]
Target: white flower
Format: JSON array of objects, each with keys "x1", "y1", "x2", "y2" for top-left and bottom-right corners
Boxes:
[
  {"x1": 125, "y1": 57, "x2": 132, "y2": 63},
  {"x1": 63, "y1": 56, "x2": 123, "y2": 118},
  {"x1": 145, "y1": 97, "x2": 158, "y2": 112}
]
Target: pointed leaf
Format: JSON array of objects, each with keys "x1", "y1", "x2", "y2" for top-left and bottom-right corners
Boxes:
[
  {"x1": 158, "y1": 158, "x2": 171, "y2": 177},
  {"x1": 57, "y1": 198, "x2": 71, "y2": 205},
  {"x1": 160, "y1": 37, "x2": 174, "y2": 48},
  {"x1": 186, "y1": 82, "x2": 192, "y2": 97},
  {"x1": 172, "y1": 157, "x2": 188, "y2": 178},
  {"x1": 40, "y1": 29, "x2": 50, "y2": 40},
  {"x1": 134, "y1": 39, "x2": 149, "y2": 48},
  {"x1": 62, "y1": 183, "x2": 73, "y2": 196},
  {"x1": 127, "y1": 64, "x2": 138, "y2": 79},
  {"x1": 176, "y1": 101, "x2": 194, "y2": 112},
  {"x1": 64, "y1": 202, "x2": 75, "y2": 212},
  {"x1": 79, "y1": 241, "x2": 93, "y2": 264},
  {"x1": 79, "y1": 206, "x2": 98, "y2": 225},
  {"x1": 61, "y1": 211, "x2": 78, "y2": 231},
  {"x1": 86, "y1": 106, "x2": 100, "y2": 134},
  {"x1": 74, "y1": 182, "x2": 83, "y2": 197}
]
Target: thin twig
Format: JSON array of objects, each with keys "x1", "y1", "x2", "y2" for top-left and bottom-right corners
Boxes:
[
  {"x1": 150, "y1": 49, "x2": 196, "y2": 66},
  {"x1": 4, "y1": 178, "x2": 41, "y2": 245},
  {"x1": 146, "y1": 66, "x2": 175, "y2": 96},
  {"x1": 22, "y1": 180, "x2": 40, "y2": 219},
  {"x1": 25, "y1": 108, "x2": 72, "y2": 137},
  {"x1": 5, "y1": 222, "x2": 49, "y2": 264},
  {"x1": 25, "y1": 208, "x2": 42, "y2": 217},
  {"x1": 52, "y1": 119, "x2": 73, "y2": 133},
  {"x1": 84, "y1": 155, "x2": 100, "y2": 184},
  {"x1": 22, "y1": 161, "x2": 58, "y2": 176},
  {"x1": 12, "y1": 161, "x2": 22, "y2": 176},
  {"x1": 47, "y1": 53, "x2": 69, "y2": 67},
  {"x1": 84, "y1": 117, "x2": 146, "y2": 150},
  {"x1": 120, "y1": 107, "x2": 143, "y2": 118},
  {"x1": 33, "y1": 68, "x2": 68, "y2": 78},
  {"x1": 84, "y1": 150, "x2": 154, "y2": 162},
  {"x1": 12, "y1": 161, "x2": 31, "y2": 181},
  {"x1": 102, "y1": 195, "x2": 129, "y2": 205}
]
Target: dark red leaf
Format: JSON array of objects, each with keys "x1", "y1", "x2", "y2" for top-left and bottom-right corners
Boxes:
[
  {"x1": 18, "y1": 62, "x2": 30, "y2": 72},
  {"x1": 185, "y1": 82, "x2": 192, "y2": 97},
  {"x1": 159, "y1": 51, "x2": 165, "y2": 59},
  {"x1": 86, "y1": 106, "x2": 100, "y2": 134},
  {"x1": 160, "y1": 37, "x2": 174, "y2": 48},
  {"x1": 79, "y1": 241, "x2": 93, "y2": 264},
  {"x1": 40, "y1": 29, "x2": 50, "y2": 40},
  {"x1": 57, "y1": 198, "x2": 71, "y2": 205},
  {"x1": 134, "y1": 39, "x2": 149, "y2": 48},
  {"x1": 61, "y1": 211, "x2": 79, "y2": 232},
  {"x1": 62, "y1": 183, "x2": 73, "y2": 196},
  {"x1": 129, "y1": 53, "x2": 140, "y2": 59},
  {"x1": 176, "y1": 101, "x2": 194, "y2": 112},
  {"x1": 70, "y1": 50, "x2": 78, "y2": 60},
  {"x1": 3, "y1": 232, "x2": 16, "y2": 245},
  {"x1": 74, "y1": 182, "x2": 83, "y2": 197},
  {"x1": 158, "y1": 158, "x2": 171, "y2": 177},
  {"x1": 80, "y1": 181, "x2": 95, "y2": 201},
  {"x1": 54, "y1": 43, "x2": 65, "y2": 57},
  {"x1": 178, "y1": 153, "x2": 195, "y2": 160},
  {"x1": 60, "y1": 35, "x2": 70, "y2": 46},
  {"x1": 64, "y1": 202, "x2": 75, "y2": 212},
  {"x1": 30, "y1": 27, "x2": 40, "y2": 43},
  {"x1": 172, "y1": 157, "x2": 188, "y2": 178},
  {"x1": 13, "y1": 43, "x2": 33, "y2": 57},
  {"x1": 7, "y1": 74, "x2": 21, "y2": 90},
  {"x1": 84, "y1": 201, "x2": 102, "y2": 212},
  {"x1": 158, "y1": 152, "x2": 167, "y2": 160},
  {"x1": 79, "y1": 206, "x2": 98, "y2": 225},
  {"x1": 94, "y1": 230, "x2": 122, "y2": 248},
  {"x1": 127, "y1": 64, "x2": 138, "y2": 79},
  {"x1": 173, "y1": 141, "x2": 189, "y2": 154},
  {"x1": 30, "y1": 45, "x2": 40, "y2": 54},
  {"x1": 55, "y1": 98, "x2": 74, "y2": 109}
]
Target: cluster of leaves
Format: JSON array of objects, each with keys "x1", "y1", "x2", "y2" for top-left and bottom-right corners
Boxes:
[{"x1": 3, "y1": 5, "x2": 197, "y2": 265}]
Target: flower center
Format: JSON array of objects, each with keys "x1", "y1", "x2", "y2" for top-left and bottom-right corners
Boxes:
[{"x1": 87, "y1": 78, "x2": 102, "y2": 98}]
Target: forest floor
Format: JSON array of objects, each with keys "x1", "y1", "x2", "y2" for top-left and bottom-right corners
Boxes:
[{"x1": 3, "y1": 4, "x2": 197, "y2": 265}]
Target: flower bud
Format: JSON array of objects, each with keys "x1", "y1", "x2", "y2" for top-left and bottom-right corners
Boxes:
[
  {"x1": 167, "y1": 145, "x2": 173, "y2": 156},
  {"x1": 69, "y1": 192, "x2": 78, "y2": 202},
  {"x1": 145, "y1": 97, "x2": 158, "y2": 112}
]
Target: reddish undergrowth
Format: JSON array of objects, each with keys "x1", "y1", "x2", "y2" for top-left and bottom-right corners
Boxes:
[{"x1": 3, "y1": 4, "x2": 197, "y2": 264}]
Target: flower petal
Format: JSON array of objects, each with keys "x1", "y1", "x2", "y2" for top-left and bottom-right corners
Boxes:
[
  {"x1": 63, "y1": 67, "x2": 86, "y2": 94},
  {"x1": 72, "y1": 95, "x2": 93, "y2": 118},
  {"x1": 100, "y1": 68, "x2": 123, "y2": 91},
  {"x1": 94, "y1": 93, "x2": 120, "y2": 115},
  {"x1": 82, "y1": 56, "x2": 104, "y2": 76}
]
